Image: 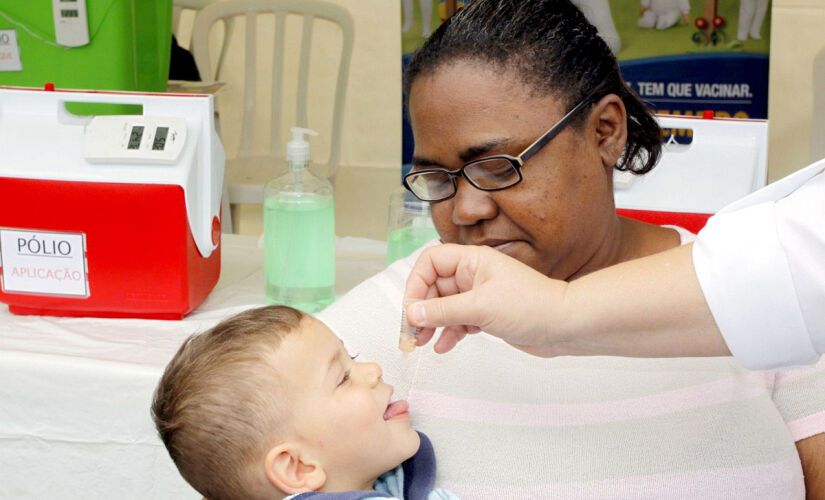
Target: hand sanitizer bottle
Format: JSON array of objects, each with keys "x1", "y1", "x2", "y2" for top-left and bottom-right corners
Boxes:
[{"x1": 263, "y1": 127, "x2": 335, "y2": 312}]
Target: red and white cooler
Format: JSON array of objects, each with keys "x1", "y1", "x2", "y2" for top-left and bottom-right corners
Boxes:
[
  {"x1": 0, "y1": 86, "x2": 225, "y2": 319},
  {"x1": 615, "y1": 113, "x2": 768, "y2": 233}
]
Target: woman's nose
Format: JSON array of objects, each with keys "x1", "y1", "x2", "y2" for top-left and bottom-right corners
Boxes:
[{"x1": 451, "y1": 178, "x2": 498, "y2": 226}]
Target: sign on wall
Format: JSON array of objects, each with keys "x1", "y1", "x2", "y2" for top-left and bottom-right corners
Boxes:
[{"x1": 400, "y1": 0, "x2": 771, "y2": 162}]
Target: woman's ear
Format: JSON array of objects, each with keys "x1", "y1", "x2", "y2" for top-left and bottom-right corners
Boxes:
[
  {"x1": 264, "y1": 443, "x2": 327, "y2": 494},
  {"x1": 591, "y1": 94, "x2": 628, "y2": 170}
]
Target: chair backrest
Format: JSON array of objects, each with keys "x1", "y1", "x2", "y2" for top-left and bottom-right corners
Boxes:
[
  {"x1": 191, "y1": 0, "x2": 354, "y2": 176},
  {"x1": 173, "y1": 0, "x2": 234, "y2": 79},
  {"x1": 173, "y1": 0, "x2": 214, "y2": 36}
]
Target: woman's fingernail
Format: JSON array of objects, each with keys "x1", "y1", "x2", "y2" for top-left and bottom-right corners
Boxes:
[{"x1": 412, "y1": 303, "x2": 426, "y2": 324}]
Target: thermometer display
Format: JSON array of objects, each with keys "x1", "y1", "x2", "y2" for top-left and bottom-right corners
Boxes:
[
  {"x1": 152, "y1": 127, "x2": 169, "y2": 151},
  {"x1": 127, "y1": 126, "x2": 144, "y2": 150}
]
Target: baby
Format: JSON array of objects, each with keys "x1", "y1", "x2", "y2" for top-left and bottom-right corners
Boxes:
[{"x1": 152, "y1": 305, "x2": 456, "y2": 500}]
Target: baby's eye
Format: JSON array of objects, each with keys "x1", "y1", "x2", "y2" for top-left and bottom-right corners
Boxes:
[
  {"x1": 338, "y1": 369, "x2": 351, "y2": 387},
  {"x1": 349, "y1": 353, "x2": 359, "y2": 360}
]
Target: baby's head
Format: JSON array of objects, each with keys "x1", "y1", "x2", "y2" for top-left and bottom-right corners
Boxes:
[{"x1": 152, "y1": 305, "x2": 420, "y2": 500}]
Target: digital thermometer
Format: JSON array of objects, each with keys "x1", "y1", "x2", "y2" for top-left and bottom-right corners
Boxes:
[
  {"x1": 52, "y1": 0, "x2": 89, "y2": 47},
  {"x1": 83, "y1": 116, "x2": 188, "y2": 164}
]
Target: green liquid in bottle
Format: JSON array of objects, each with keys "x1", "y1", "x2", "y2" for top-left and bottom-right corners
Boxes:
[
  {"x1": 264, "y1": 193, "x2": 335, "y2": 312},
  {"x1": 386, "y1": 226, "x2": 440, "y2": 264}
]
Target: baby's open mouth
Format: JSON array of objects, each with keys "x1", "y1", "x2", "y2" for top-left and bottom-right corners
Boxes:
[{"x1": 383, "y1": 399, "x2": 409, "y2": 420}]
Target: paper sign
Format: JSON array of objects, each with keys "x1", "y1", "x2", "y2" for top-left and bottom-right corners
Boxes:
[
  {"x1": 0, "y1": 30, "x2": 23, "y2": 72},
  {"x1": 0, "y1": 228, "x2": 89, "y2": 297}
]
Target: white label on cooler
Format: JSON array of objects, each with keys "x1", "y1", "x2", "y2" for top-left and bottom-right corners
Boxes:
[
  {"x1": 0, "y1": 30, "x2": 23, "y2": 72},
  {"x1": 0, "y1": 228, "x2": 89, "y2": 297}
]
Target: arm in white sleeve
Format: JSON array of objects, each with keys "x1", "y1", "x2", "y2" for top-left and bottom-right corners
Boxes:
[{"x1": 693, "y1": 162, "x2": 825, "y2": 370}]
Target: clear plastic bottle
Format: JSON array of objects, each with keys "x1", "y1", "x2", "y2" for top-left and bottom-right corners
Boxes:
[
  {"x1": 264, "y1": 127, "x2": 335, "y2": 312},
  {"x1": 386, "y1": 185, "x2": 439, "y2": 264}
]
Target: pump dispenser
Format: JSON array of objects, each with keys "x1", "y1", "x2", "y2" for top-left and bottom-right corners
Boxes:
[{"x1": 263, "y1": 127, "x2": 335, "y2": 312}]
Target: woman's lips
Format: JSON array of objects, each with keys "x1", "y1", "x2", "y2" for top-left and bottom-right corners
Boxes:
[
  {"x1": 491, "y1": 241, "x2": 518, "y2": 253},
  {"x1": 461, "y1": 239, "x2": 525, "y2": 258},
  {"x1": 472, "y1": 240, "x2": 520, "y2": 254}
]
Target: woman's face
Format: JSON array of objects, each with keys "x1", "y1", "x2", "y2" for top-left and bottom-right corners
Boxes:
[{"x1": 408, "y1": 61, "x2": 625, "y2": 279}]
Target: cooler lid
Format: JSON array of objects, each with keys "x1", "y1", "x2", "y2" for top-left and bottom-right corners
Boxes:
[{"x1": 0, "y1": 86, "x2": 225, "y2": 258}]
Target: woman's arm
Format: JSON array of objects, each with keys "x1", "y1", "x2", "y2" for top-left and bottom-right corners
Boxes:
[
  {"x1": 406, "y1": 164, "x2": 825, "y2": 368},
  {"x1": 404, "y1": 243, "x2": 730, "y2": 358},
  {"x1": 796, "y1": 433, "x2": 825, "y2": 499}
]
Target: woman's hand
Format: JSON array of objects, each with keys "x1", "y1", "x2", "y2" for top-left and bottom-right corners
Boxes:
[
  {"x1": 404, "y1": 244, "x2": 572, "y2": 355},
  {"x1": 405, "y1": 242, "x2": 731, "y2": 360}
]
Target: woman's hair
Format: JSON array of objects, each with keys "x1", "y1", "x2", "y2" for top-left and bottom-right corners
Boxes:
[
  {"x1": 404, "y1": 0, "x2": 661, "y2": 173},
  {"x1": 151, "y1": 305, "x2": 306, "y2": 500}
]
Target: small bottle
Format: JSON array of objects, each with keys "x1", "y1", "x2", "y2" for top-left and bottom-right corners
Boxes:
[
  {"x1": 264, "y1": 127, "x2": 335, "y2": 312},
  {"x1": 386, "y1": 185, "x2": 439, "y2": 264}
]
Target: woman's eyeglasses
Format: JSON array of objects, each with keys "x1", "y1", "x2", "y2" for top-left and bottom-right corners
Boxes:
[{"x1": 403, "y1": 90, "x2": 598, "y2": 202}]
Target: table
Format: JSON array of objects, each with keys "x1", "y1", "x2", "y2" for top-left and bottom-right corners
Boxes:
[{"x1": 0, "y1": 234, "x2": 387, "y2": 499}]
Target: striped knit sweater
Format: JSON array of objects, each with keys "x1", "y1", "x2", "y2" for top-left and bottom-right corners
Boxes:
[{"x1": 318, "y1": 229, "x2": 825, "y2": 499}]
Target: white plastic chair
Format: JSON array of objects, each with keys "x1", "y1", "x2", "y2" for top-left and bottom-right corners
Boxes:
[
  {"x1": 173, "y1": 0, "x2": 237, "y2": 234},
  {"x1": 191, "y1": 0, "x2": 354, "y2": 228},
  {"x1": 173, "y1": 0, "x2": 234, "y2": 78}
]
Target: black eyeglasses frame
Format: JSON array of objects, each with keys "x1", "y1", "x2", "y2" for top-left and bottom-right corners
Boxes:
[{"x1": 403, "y1": 89, "x2": 600, "y2": 202}]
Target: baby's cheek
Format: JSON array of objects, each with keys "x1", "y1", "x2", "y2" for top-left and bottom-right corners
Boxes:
[{"x1": 346, "y1": 395, "x2": 382, "y2": 425}]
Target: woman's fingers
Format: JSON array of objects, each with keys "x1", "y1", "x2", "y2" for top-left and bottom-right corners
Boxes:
[
  {"x1": 415, "y1": 326, "x2": 437, "y2": 346},
  {"x1": 404, "y1": 243, "x2": 567, "y2": 353},
  {"x1": 407, "y1": 288, "x2": 486, "y2": 329},
  {"x1": 405, "y1": 244, "x2": 480, "y2": 300},
  {"x1": 434, "y1": 325, "x2": 468, "y2": 353}
]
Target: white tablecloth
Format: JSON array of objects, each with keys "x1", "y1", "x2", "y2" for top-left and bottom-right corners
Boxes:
[{"x1": 0, "y1": 234, "x2": 388, "y2": 500}]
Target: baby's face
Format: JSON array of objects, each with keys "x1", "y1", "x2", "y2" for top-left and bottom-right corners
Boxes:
[{"x1": 274, "y1": 316, "x2": 420, "y2": 488}]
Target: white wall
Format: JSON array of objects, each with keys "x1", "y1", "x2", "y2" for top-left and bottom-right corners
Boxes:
[{"x1": 767, "y1": 0, "x2": 825, "y2": 181}]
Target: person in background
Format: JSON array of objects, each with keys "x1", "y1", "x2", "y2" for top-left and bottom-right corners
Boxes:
[
  {"x1": 169, "y1": 36, "x2": 201, "y2": 82},
  {"x1": 317, "y1": 0, "x2": 825, "y2": 497}
]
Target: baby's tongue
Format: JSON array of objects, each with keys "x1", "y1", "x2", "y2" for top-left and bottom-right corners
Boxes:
[{"x1": 383, "y1": 400, "x2": 409, "y2": 420}]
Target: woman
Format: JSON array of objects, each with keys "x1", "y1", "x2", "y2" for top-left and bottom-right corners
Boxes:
[{"x1": 318, "y1": 1, "x2": 825, "y2": 497}]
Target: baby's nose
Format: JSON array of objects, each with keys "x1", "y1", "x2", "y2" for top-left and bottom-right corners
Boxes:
[{"x1": 365, "y1": 362, "x2": 382, "y2": 385}]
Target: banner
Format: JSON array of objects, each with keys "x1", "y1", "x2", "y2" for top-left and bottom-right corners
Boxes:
[{"x1": 399, "y1": 0, "x2": 771, "y2": 161}]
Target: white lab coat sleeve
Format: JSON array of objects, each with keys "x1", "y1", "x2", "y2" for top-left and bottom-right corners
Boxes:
[{"x1": 693, "y1": 164, "x2": 825, "y2": 370}]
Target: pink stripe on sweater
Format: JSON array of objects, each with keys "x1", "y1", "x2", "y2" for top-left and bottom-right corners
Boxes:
[
  {"x1": 410, "y1": 371, "x2": 772, "y2": 427},
  {"x1": 788, "y1": 410, "x2": 825, "y2": 441},
  {"x1": 774, "y1": 356, "x2": 825, "y2": 386}
]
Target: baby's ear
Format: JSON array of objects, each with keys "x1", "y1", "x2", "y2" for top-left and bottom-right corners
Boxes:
[{"x1": 264, "y1": 443, "x2": 327, "y2": 494}]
